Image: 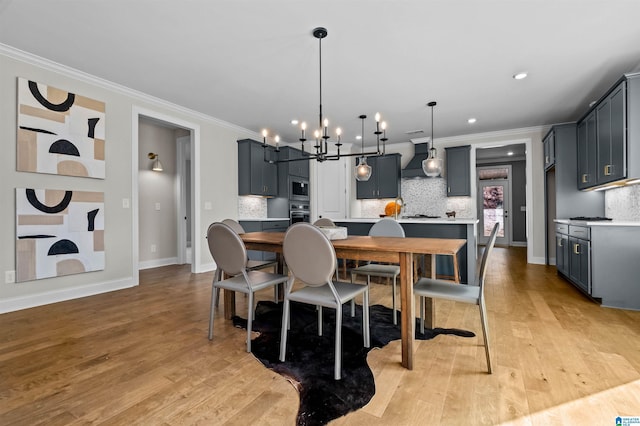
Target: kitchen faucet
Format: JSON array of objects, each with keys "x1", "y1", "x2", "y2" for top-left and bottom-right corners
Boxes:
[{"x1": 393, "y1": 197, "x2": 404, "y2": 220}]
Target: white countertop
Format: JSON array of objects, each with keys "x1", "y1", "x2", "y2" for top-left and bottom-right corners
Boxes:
[
  {"x1": 239, "y1": 217, "x2": 290, "y2": 221},
  {"x1": 555, "y1": 219, "x2": 640, "y2": 227},
  {"x1": 335, "y1": 217, "x2": 479, "y2": 225}
]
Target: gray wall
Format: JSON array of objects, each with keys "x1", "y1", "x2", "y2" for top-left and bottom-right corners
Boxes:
[{"x1": 138, "y1": 119, "x2": 179, "y2": 264}]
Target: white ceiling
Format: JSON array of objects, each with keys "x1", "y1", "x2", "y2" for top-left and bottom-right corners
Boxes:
[{"x1": 2, "y1": 1, "x2": 640, "y2": 148}]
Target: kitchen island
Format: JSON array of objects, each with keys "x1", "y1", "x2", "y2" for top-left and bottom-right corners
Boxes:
[{"x1": 334, "y1": 217, "x2": 478, "y2": 284}]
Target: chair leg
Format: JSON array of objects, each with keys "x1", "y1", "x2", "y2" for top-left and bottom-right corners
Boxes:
[
  {"x1": 420, "y1": 296, "x2": 425, "y2": 335},
  {"x1": 335, "y1": 304, "x2": 343, "y2": 380},
  {"x1": 246, "y1": 291, "x2": 254, "y2": 353},
  {"x1": 318, "y1": 305, "x2": 323, "y2": 336},
  {"x1": 479, "y1": 299, "x2": 492, "y2": 374},
  {"x1": 350, "y1": 273, "x2": 356, "y2": 317},
  {"x1": 279, "y1": 298, "x2": 290, "y2": 362},
  {"x1": 208, "y1": 283, "x2": 218, "y2": 340}
]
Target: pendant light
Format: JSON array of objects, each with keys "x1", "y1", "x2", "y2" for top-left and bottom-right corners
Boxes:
[
  {"x1": 422, "y1": 101, "x2": 442, "y2": 177},
  {"x1": 355, "y1": 115, "x2": 372, "y2": 181}
]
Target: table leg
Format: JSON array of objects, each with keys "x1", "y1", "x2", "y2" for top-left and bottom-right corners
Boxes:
[
  {"x1": 399, "y1": 252, "x2": 414, "y2": 370},
  {"x1": 222, "y1": 270, "x2": 236, "y2": 319},
  {"x1": 453, "y1": 254, "x2": 460, "y2": 283}
]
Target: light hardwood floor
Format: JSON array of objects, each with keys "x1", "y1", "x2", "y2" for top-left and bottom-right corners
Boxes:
[{"x1": 1, "y1": 247, "x2": 639, "y2": 425}]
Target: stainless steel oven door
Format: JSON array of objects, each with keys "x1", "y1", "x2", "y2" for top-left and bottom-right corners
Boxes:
[{"x1": 289, "y1": 202, "x2": 310, "y2": 223}]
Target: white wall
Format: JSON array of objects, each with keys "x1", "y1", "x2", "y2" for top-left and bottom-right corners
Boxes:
[{"x1": 0, "y1": 47, "x2": 258, "y2": 313}]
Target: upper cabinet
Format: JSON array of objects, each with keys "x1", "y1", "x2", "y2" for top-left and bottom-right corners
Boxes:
[
  {"x1": 356, "y1": 154, "x2": 401, "y2": 199},
  {"x1": 577, "y1": 111, "x2": 597, "y2": 189},
  {"x1": 277, "y1": 146, "x2": 309, "y2": 179},
  {"x1": 237, "y1": 139, "x2": 278, "y2": 197},
  {"x1": 576, "y1": 73, "x2": 640, "y2": 189},
  {"x1": 543, "y1": 131, "x2": 555, "y2": 170},
  {"x1": 445, "y1": 145, "x2": 471, "y2": 197}
]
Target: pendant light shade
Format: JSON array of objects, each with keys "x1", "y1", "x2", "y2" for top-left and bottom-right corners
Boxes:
[
  {"x1": 354, "y1": 114, "x2": 372, "y2": 181},
  {"x1": 355, "y1": 156, "x2": 372, "y2": 181},
  {"x1": 422, "y1": 101, "x2": 442, "y2": 178}
]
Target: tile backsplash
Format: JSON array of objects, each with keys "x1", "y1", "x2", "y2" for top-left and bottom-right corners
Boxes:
[
  {"x1": 358, "y1": 178, "x2": 475, "y2": 218},
  {"x1": 238, "y1": 196, "x2": 267, "y2": 218},
  {"x1": 605, "y1": 185, "x2": 640, "y2": 221}
]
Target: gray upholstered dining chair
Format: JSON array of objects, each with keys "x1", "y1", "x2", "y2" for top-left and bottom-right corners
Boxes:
[
  {"x1": 350, "y1": 217, "x2": 405, "y2": 324},
  {"x1": 280, "y1": 222, "x2": 370, "y2": 380},
  {"x1": 414, "y1": 222, "x2": 500, "y2": 373},
  {"x1": 207, "y1": 222, "x2": 288, "y2": 352},
  {"x1": 313, "y1": 217, "x2": 335, "y2": 227},
  {"x1": 222, "y1": 218, "x2": 279, "y2": 273}
]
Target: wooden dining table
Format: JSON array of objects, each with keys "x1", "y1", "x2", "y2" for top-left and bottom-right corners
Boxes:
[{"x1": 233, "y1": 231, "x2": 467, "y2": 370}]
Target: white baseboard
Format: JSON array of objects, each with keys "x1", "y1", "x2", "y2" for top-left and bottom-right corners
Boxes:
[
  {"x1": 138, "y1": 257, "x2": 179, "y2": 270},
  {"x1": 511, "y1": 241, "x2": 527, "y2": 247},
  {"x1": 0, "y1": 277, "x2": 135, "y2": 314},
  {"x1": 528, "y1": 256, "x2": 546, "y2": 265},
  {"x1": 199, "y1": 262, "x2": 216, "y2": 273}
]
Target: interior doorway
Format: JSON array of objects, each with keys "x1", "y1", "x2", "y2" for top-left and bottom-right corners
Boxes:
[
  {"x1": 132, "y1": 106, "x2": 201, "y2": 280},
  {"x1": 477, "y1": 168, "x2": 511, "y2": 246}
]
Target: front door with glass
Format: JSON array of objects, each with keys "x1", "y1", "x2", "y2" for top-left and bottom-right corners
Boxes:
[{"x1": 478, "y1": 179, "x2": 510, "y2": 246}]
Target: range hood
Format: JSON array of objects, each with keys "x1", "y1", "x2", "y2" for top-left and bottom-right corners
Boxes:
[{"x1": 401, "y1": 143, "x2": 431, "y2": 178}]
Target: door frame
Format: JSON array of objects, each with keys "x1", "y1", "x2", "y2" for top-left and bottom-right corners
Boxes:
[
  {"x1": 132, "y1": 106, "x2": 201, "y2": 283},
  {"x1": 477, "y1": 169, "x2": 512, "y2": 246},
  {"x1": 176, "y1": 136, "x2": 191, "y2": 265}
]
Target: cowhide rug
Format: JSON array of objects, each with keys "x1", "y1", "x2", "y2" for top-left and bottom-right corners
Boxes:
[{"x1": 233, "y1": 301, "x2": 474, "y2": 425}]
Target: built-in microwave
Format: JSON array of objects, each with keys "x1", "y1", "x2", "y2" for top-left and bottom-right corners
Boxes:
[{"x1": 290, "y1": 177, "x2": 309, "y2": 201}]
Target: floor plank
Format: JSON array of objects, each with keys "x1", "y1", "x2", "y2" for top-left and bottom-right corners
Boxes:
[{"x1": 1, "y1": 247, "x2": 639, "y2": 424}]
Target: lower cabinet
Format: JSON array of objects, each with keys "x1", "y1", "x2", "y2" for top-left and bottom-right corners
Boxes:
[
  {"x1": 556, "y1": 223, "x2": 590, "y2": 295},
  {"x1": 239, "y1": 220, "x2": 289, "y2": 261}
]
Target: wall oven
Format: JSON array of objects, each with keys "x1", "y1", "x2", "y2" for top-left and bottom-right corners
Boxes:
[
  {"x1": 289, "y1": 202, "x2": 310, "y2": 224},
  {"x1": 290, "y1": 177, "x2": 310, "y2": 202}
]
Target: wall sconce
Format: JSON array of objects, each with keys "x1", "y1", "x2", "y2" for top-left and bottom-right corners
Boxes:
[{"x1": 148, "y1": 152, "x2": 163, "y2": 172}]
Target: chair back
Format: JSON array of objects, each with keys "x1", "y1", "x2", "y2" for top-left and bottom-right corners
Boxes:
[
  {"x1": 313, "y1": 218, "x2": 335, "y2": 227},
  {"x1": 207, "y1": 222, "x2": 247, "y2": 276},
  {"x1": 283, "y1": 222, "x2": 336, "y2": 287},
  {"x1": 221, "y1": 218, "x2": 246, "y2": 234},
  {"x1": 477, "y1": 222, "x2": 500, "y2": 294},
  {"x1": 369, "y1": 217, "x2": 405, "y2": 237}
]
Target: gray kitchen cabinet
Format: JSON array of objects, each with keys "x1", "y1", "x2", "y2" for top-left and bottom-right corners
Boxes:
[
  {"x1": 239, "y1": 220, "x2": 289, "y2": 261},
  {"x1": 356, "y1": 154, "x2": 401, "y2": 199},
  {"x1": 445, "y1": 145, "x2": 471, "y2": 196},
  {"x1": 238, "y1": 139, "x2": 278, "y2": 197},
  {"x1": 555, "y1": 221, "x2": 640, "y2": 310},
  {"x1": 568, "y1": 231, "x2": 590, "y2": 294},
  {"x1": 277, "y1": 146, "x2": 309, "y2": 179},
  {"x1": 576, "y1": 72, "x2": 640, "y2": 189},
  {"x1": 543, "y1": 132, "x2": 555, "y2": 170},
  {"x1": 577, "y1": 111, "x2": 597, "y2": 189},
  {"x1": 596, "y1": 82, "x2": 626, "y2": 185},
  {"x1": 555, "y1": 224, "x2": 569, "y2": 276}
]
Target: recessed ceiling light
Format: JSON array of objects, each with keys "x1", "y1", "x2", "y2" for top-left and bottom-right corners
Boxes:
[
  {"x1": 513, "y1": 72, "x2": 528, "y2": 80},
  {"x1": 468, "y1": 118, "x2": 477, "y2": 124},
  {"x1": 290, "y1": 119, "x2": 299, "y2": 125},
  {"x1": 507, "y1": 151, "x2": 514, "y2": 156},
  {"x1": 356, "y1": 135, "x2": 362, "y2": 140}
]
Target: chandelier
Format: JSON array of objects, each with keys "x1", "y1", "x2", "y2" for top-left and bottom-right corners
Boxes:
[{"x1": 262, "y1": 27, "x2": 388, "y2": 180}]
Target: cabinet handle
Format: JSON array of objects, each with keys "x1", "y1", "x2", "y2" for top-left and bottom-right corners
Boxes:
[
  {"x1": 545, "y1": 156, "x2": 549, "y2": 164},
  {"x1": 557, "y1": 238, "x2": 563, "y2": 247},
  {"x1": 581, "y1": 174, "x2": 588, "y2": 183},
  {"x1": 604, "y1": 164, "x2": 612, "y2": 176},
  {"x1": 573, "y1": 243, "x2": 580, "y2": 255},
  {"x1": 448, "y1": 186, "x2": 451, "y2": 193}
]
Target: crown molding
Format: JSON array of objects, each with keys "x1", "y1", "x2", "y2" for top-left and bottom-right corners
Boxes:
[
  {"x1": 435, "y1": 125, "x2": 547, "y2": 144},
  {"x1": 0, "y1": 42, "x2": 253, "y2": 134}
]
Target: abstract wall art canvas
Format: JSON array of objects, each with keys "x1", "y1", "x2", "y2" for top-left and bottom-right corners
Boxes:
[
  {"x1": 17, "y1": 78, "x2": 106, "y2": 178},
  {"x1": 16, "y1": 188, "x2": 105, "y2": 282}
]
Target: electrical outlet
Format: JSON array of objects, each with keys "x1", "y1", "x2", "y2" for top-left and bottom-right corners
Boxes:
[
  {"x1": 155, "y1": 202, "x2": 161, "y2": 211},
  {"x1": 151, "y1": 244, "x2": 157, "y2": 253},
  {"x1": 122, "y1": 198, "x2": 130, "y2": 209},
  {"x1": 5, "y1": 270, "x2": 16, "y2": 284}
]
